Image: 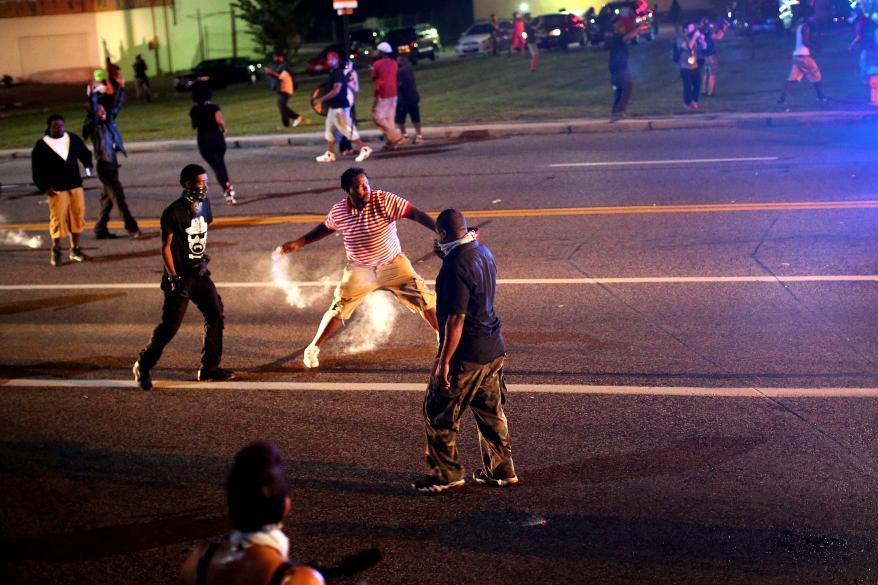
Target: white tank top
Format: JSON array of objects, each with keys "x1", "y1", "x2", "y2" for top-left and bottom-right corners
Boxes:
[{"x1": 793, "y1": 24, "x2": 810, "y2": 56}]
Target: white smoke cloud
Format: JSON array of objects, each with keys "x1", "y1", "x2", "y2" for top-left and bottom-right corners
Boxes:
[
  {"x1": 338, "y1": 290, "x2": 400, "y2": 354},
  {"x1": 0, "y1": 214, "x2": 43, "y2": 249},
  {"x1": 270, "y1": 249, "x2": 401, "y2": 355},
  {"x1": 271, "y1": 248, "x2": 336, "y2": 308}
]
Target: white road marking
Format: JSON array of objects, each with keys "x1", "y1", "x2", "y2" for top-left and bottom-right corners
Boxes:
[
  {"x1": 2, "y1": 378, "x2": 877, "y2": 397},
  {"x1": 1, "y1": 275, "x2": 876, "y2": 291},
  {"x1": 549, "y1": 156, "x2": 779, "y2": 168}
]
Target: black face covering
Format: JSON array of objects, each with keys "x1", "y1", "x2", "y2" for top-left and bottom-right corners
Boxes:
[{"x1": 183, "y1": 184, "x2": 209, "y2": 204}]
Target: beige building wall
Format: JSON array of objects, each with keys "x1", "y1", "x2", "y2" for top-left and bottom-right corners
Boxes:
[
  {"x1": 0, "y1": 0, "x2": 261, "y2": 82},
  {"x1": 0, "y1": 13, "x2": 100, "y2": 80}
]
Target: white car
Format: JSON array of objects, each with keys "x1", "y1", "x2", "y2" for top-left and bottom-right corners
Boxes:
[{"x1": 455, "y1": 20, "x2": 513, "y2": 57}]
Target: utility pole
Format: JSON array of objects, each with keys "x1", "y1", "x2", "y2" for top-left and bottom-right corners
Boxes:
[
  {"x1": 149, "y1": 0, "x2": 162, "y2": 74},
  {"x1": 197, "y1": 8, "x2": 205, "y2": 62},
  {"x1": 230, "y1": 3, "x2": 238, "y2": 57}
]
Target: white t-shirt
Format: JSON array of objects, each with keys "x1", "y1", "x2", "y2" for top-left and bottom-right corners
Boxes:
[
  {"x1": 42, "y1": 133, "x2": 70, "y2": 160},
  {"x1": 793, "y1": 24, "x2": 810, "y2": 56}
]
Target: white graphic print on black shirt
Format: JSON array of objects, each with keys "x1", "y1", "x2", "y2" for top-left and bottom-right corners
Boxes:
[{"x1": 186, "y1": 216, "x2": 208, "y2": 260}]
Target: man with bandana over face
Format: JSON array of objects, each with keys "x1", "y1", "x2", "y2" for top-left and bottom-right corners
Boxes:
[{"x1": 133, "y1": 164, "x2": 232, "y2": 390}]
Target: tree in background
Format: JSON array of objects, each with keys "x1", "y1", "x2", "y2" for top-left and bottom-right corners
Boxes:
[{"x1": 234, "y1": 0, "x2": 315, "y2": 54}]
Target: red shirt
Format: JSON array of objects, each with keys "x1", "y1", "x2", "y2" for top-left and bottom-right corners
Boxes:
[
  {"x1": 324, "y1": 190, "x2": 411, "y2": 267},
  {"x1": 371, "y1": 57, "x2": 398, "y2": 99}
]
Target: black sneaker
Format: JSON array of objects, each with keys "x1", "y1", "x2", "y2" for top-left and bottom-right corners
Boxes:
[
  {"x1": 94, "y1": 232, "x2": 119, "y2": 239},
  {"x1": 50, "y1": 248, "x2": 61, "y2": 267},
  {"x1": 133, "y1": 361, "x2": 152, "y2": 390},
  {"x1": 197, "y1": 367, "x2": 235, "y2": 382},
  {"x1": 69, "y1": 247, "x2": 88, "y2": 262},
  {"x1": 412, "y1": 475, "x2": 465, "y2": 495},
  {"x1": 472, "y1": 469, "x2": 519, "y2": 487}
]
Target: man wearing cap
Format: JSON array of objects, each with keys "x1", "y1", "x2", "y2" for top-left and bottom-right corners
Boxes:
[
  {"x1": 371, "y1": 43, "x2": 404, "y2": 149},
  {"x1": 312, "y1": 51, "x2": 372, "y2": 163}
]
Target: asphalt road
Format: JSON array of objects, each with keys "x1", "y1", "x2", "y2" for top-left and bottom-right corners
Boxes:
[{"x1": 1, "y1": 125, "x2": 878, "y2": 584}]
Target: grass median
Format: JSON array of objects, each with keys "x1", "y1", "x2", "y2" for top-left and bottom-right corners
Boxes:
[{"x1": 0, "y1": 26, "x2": 870, "y2": 150}]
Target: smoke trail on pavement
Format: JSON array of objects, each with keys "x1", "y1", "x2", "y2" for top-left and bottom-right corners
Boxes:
[
  {"x1": 0, "y1": 214, "x2": 43, "y2": 249},
  {"x1": 271, "y1": 249, "x2": 401, "y2": 354}
]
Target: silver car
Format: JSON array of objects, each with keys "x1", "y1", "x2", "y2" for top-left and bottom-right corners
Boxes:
[{"x1": 455, "y1": 20, "x2": 513, "y2": 57}]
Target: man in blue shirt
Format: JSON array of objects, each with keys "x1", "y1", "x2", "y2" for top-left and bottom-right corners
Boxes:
[{"x1": 413, "y1": 209, "x2": 518, "y2": 494}]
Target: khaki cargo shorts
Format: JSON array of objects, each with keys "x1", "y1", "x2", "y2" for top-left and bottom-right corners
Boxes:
[
  {"x1": 327, "y1": 254, "x2": 436, "y2": 320},
  {"x1": 789, "y1": 55, "x2": 821, "y2": 83},
  {"x1": 47, "y1": 187, "x2": 85, "y2": 239},
  {"x1": 324, "y1": 107, "x2": 359, "y2": 142}
]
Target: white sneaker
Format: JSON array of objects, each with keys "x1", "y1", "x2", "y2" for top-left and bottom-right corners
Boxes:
[
  {"x1": 293, "y1": 115, "x2": 304, "y2": 127},
  {"x1": 223, "y1": 186, "x2": 237, "y2": 205},
  {"x1": 354, "y1": 146, "x2": 372, "y2": 162},
  {"x1": 303, "y1": 344, "x2": 320, "y2": 368},
  {"x1": 316, "y1": 151, "x2": 336, "y2": 163}
]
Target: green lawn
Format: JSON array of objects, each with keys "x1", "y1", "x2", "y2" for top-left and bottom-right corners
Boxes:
[{"x1": 0, "y1": 28, "x2": 869, "y2": 150}]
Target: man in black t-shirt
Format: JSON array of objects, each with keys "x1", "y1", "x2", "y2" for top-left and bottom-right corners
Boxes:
[
  {"x1": 413, "y1": 209, "x2": 517, "y2": 495},
  {"x1": 133, "y1": 164, "x2": 232, "y2": 390},
  {"x1": 607, "y1": 18, "x2": 639, "y2": 117}
]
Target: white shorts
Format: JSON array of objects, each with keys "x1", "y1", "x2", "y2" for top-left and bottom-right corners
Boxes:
[{"x1": 324, "y1": 107, "x2": 359, "y2": 142}]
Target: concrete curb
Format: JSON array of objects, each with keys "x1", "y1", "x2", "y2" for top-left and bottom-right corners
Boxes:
[{"x1": 2, "y1": 110, "x2": 876, "y2": 159}]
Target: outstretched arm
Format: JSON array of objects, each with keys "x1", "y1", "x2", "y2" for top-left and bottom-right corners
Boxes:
[
  {"x1": 278, "y1": 223, "x2": 335, "y2": 253},
  {"x1": 405, "y1": 204, "x2": 437, "y2": 232}
]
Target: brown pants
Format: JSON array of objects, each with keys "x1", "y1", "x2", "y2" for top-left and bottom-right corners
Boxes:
[
  {"x1": 47, "y1": 187, "x2": 85, "y2": 239},
  {"x1": 423, "y1": 355, "x2": 515, "y2": 482}
]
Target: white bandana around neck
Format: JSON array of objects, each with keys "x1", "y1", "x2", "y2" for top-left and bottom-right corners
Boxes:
[
  {"x1": 438, "y1": 229, "x2": 478, "y2": 257},
  {"x1": 43, "y1": 133, "x2": 70, "y2": 161},
  {"x1": 228, "y1": 523, "x2": 289, "y2": 558}
]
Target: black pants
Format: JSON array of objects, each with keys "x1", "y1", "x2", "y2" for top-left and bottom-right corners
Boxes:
[
  {"x1": 680, "y1": 67, "x2": 701, "y2": 106},
  {"x1": 277, "y1": 92, "x2": 299, "y2": 127},
  {"x1": 423, "y1": 355, "x2": 515, "y2": 482},
  {"x1": 95, "y1": 161, "x2": 140, "y2": 234},
  {"x1": 138, "y1": 273, "x2": 224, "y2": 371},
  {"x1": 197, "y1": 133, "x2": 229, "y2": 188},
  {"x1": 611, "y1": 69, "x2": 633, "y2": 114}
]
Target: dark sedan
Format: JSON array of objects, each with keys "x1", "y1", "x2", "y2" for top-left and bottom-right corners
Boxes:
[
  {"x1": 174, "y1": 57, "x2": 263, "y2": 91},
  {"x1": 536, "y1": 13, "x2": 586, "y2": 50},
  {"x1": 588, "y1": 2, "x2": 656, "y2": 45}
]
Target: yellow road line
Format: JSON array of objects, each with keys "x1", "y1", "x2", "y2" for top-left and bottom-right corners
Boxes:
[{"x1": 4, "y1": 199, "x2": 878, "y2": 232}]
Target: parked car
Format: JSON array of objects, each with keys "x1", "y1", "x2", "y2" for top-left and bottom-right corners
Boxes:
[
  {"x1": 588, "y1": 2, "x2": 656, "y2": 45},
  {"x1": 536, "y1": 12, "x2": 586, "y2": 50},
  {"x1": 305, "y1": 42, "x2": 369, "y2": 76},
  {"x1": 414, "y1": 22, "x2": 442, "y2": 50},
  {"x1": 455, "y1": 20, "x2": 513, "y2": 56},
  {"x1": 174, "y1": 57, "x2": 263, "y2": 91},
  {"x1": 384, "y1": 25, "x2": 439, "y2": 64},
  {"x1": 349, "y1": 27, "x2": 382, "y2": 50}
]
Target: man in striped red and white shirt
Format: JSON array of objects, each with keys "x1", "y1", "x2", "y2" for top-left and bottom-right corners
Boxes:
[{"x1": 278, "y1": 167, "x2": 439, "y2": 368}]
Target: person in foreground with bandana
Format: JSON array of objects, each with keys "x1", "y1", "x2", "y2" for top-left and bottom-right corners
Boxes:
[
  {"x1": 132, "y1": 164, "x2": 232, "y2": 390},
  {"x1": 180, "y1": 442, "x2": 324, "y2": 585},
  {"x1": 277, "y1": 166, "x2": 439, "y2": 368},
  {"x1": 413, "y1": 209, "x2": 517, "y2": 495}
]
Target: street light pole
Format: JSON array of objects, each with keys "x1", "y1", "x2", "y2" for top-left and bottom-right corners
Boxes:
[{"x1": 230, "y1": 3, "x2": 238, "y2": 58}]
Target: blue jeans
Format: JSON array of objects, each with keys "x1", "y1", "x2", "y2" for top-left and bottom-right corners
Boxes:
[{"x1": 680, "y1": 67, "x2": 701, "y2": 105}]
